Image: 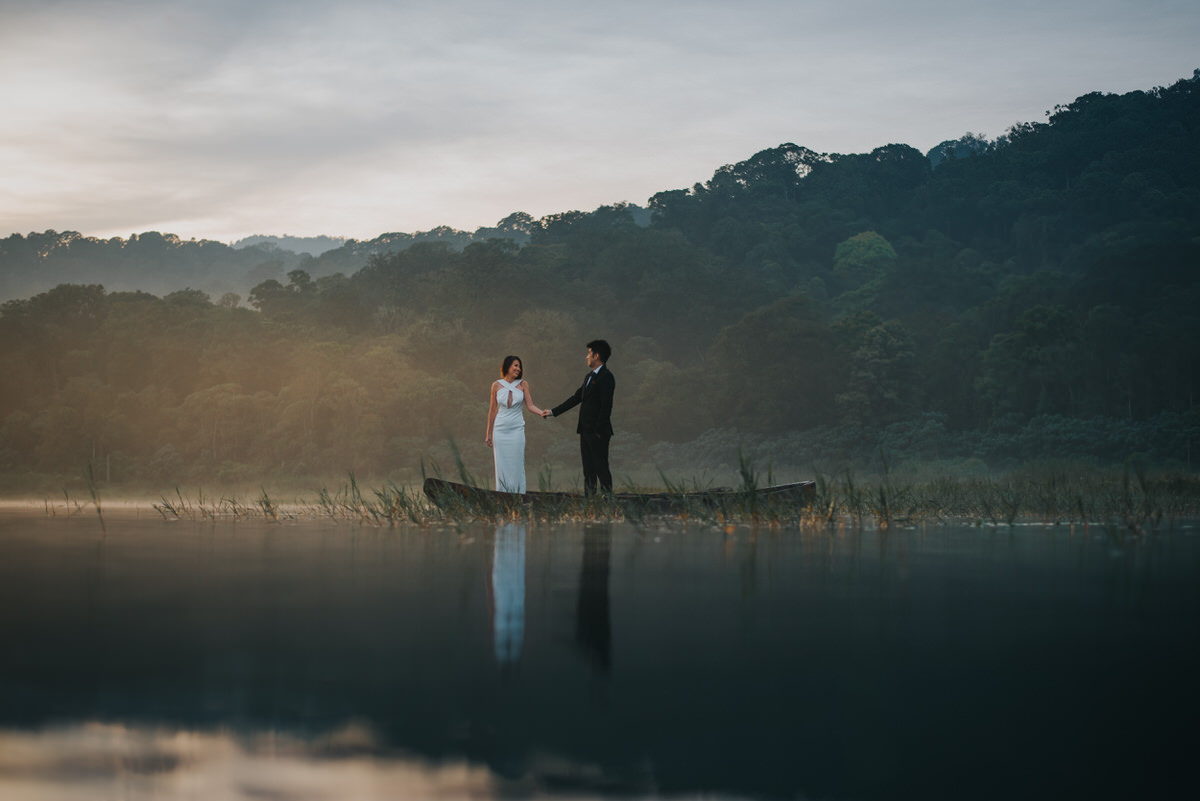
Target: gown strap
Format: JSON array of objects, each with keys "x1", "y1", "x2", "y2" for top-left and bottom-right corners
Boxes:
[{"x1": 497, "y1": 379, "x2": 520, "y2": 409}]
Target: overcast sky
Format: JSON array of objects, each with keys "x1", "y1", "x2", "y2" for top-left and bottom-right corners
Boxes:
[{"x1": 1, "y1": 0, "x2": 1196, "y2": 243}]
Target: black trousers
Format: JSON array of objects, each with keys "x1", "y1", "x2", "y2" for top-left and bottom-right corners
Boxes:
[{"x1": 580, "y1": 434, "x2": 612, "y2": 496}]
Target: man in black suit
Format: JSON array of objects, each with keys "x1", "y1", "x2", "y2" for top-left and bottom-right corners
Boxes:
[{"x1": 544, "y1": 339, "x2": 615, "y2": 497}]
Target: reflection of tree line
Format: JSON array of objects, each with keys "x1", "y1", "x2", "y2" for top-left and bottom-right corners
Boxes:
[{"x1": 488, "y1": 524, "x2": 611, "y2": 672}]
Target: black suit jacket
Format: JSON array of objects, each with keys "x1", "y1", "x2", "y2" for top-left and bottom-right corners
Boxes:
[{"x1": 551, "y1": 365, "x2": 615, "y2": 437}]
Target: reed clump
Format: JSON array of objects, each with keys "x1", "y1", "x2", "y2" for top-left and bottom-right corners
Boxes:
[
  {"x1": 153, "y1": 487, "x2": 291, "y2": 521},
  {"x1": 112, "y1": 464, "x2": 1200, "y2": 530}
]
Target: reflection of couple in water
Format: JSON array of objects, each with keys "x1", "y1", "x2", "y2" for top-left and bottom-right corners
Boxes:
[
  {"x1": 485, "y1": 339, "x2": 615, "y2": 497},
  {"x1": 488, "y1": 522, "x2": 611, "y2": 672}
]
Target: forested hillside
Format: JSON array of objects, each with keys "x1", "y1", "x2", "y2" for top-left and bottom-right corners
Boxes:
[{"x1": 2, "y1": 71, "x2": 1198, "y2": 490}]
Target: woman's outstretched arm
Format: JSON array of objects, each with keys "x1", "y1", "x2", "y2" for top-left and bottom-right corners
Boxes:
[{"x1": 521, "y1": 380, "x2": 546, "y2": 416}]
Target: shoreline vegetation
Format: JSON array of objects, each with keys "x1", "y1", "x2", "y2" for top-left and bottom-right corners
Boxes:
[{"x1": 8, "y1": 459, "x2": 1200, "y2": 533}]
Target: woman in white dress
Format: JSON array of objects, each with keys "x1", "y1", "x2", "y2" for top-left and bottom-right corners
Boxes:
[{"x1": 485, "y1": 356, "x2": 546, "y2": 493}]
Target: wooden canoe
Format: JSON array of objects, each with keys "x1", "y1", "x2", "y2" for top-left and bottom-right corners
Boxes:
[{"x1": 422, "y1": 477, "x2": 815, "y2": 513}]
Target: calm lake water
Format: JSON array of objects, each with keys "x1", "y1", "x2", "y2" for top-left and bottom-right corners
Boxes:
[{"x1": 1, "y1": 510, "x2": 1198, "y2": 800}]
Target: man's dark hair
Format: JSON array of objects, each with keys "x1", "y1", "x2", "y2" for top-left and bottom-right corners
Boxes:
[{"x1": 587, "y1": 339, "x2": 611, "y2": 363}]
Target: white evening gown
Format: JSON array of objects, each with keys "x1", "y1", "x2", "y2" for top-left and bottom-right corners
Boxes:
[{"x1": 493, "y1": 378, "x2": 526, "y2": 493}]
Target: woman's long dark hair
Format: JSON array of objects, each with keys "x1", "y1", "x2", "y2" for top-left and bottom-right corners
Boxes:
[{"x1": 501, "y1": 355, "x2": 522, "y2": 378}]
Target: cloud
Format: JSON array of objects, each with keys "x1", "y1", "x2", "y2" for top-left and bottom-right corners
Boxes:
[
  {"x1": 0, "y1": 720, "x2": 653, "y2": 800},
  {"x1": 1, "y1": 0, "x2": 1197, "y2": 240},
  {"x1": 0, "y1": 722, "x2": 501, "y2": 801}
]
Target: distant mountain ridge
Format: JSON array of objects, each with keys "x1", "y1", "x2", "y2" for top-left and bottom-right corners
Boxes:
[
  {"x1": 0, "y1": 208, "x2": 635, "y2": 302},
  {"x1": 232, "y1": 235, "x2": 348, "y2": 256},
  {"x1": 0, "y1": 215, "x2": 542, "y2": 302}
]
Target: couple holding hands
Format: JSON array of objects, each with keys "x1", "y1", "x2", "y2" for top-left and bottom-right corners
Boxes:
[{"x1": 485, "y1": 339, "x2": 614, "y2": 497}]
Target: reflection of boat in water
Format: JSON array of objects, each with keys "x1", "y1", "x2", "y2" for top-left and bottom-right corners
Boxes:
[{"x1": 424, "y1": 477, "x2": 816, "y2": 513}]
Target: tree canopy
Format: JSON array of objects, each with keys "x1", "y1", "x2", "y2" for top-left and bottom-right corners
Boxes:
[{"x1": 2, "y1": 70, "x2": 1199, "y2": 486}]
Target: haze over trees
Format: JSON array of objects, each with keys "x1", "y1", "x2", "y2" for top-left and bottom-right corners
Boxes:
[
  {"x1": 0, "y1": 218, "x2": 539, "y2": 303},
  {"x1": 2, "y1": 71, "x2": 1198, "y2": 489}
]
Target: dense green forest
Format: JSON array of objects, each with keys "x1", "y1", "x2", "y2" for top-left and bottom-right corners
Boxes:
[{"x1": 2, "y1": 71, "x2": 1198, "y2": 491}]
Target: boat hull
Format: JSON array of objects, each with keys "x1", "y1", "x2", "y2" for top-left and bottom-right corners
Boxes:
[{"x1": 422, "y1": 477, "x2": 815, "y2": 513}]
